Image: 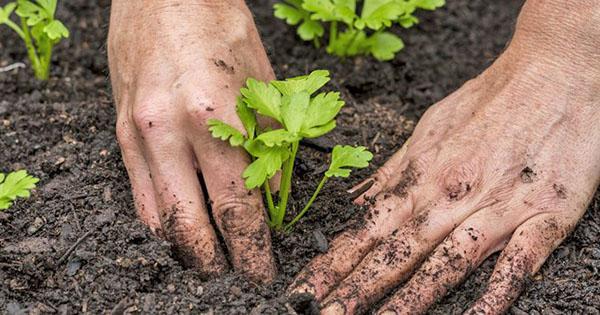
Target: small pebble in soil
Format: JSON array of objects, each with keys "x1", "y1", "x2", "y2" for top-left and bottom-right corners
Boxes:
[
  {"x1": 167, "y1": 284, "x2": 176, "y2": 293},
  {"x1": 66, "y1": 258, "x2": 82, "y2": 276},
  {"x1": 312, "y1": 229, "x2": 329, "y2": 253},
  {"x1": 27, "y1": 217, "x2": 45, "y2": 235},
  {"x1": 229, "y1": 286, "x2": 242, "y2": 297}
]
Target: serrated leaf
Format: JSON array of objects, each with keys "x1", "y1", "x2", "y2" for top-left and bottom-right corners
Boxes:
[
  {"x1": 297, "y1": 19, "x2": 324, "y2": 41},
  {"x1": 365, "y1": 31, "x2": 404, "y2": 61},
  {"x1": 208, "y1": 119, "x2": 245, "y2": 146},
  {"x1": 0, "y1": 170, "x2": 39, "y2": 210},
  {"x1": 256, "y1": 129, "x2": 300, "y2": 147},
  {"x1": 281, "y1": 91, "x2": 310, "y2": 133},
  {"x1": 302, "y1": 0, "x2": 356, "y2": 24},
  {"x1": 327, "y1": 28, "x2": 368, "y2": 57},
  {"x1": 240, "y1": 78, "x2": 282, "y2": 122},
  {"x1": 356, "y1": 0, "x2": 404, "y2": 30},
  {"x1": 301, "y1": 120, "x2": 336, "y2": 138},
  {"x1": 274, "y1": 3, "x2": 305, "y2": 25},
  {"x1": 15, "y1": 0, "x2": 44, "y2": 21},
  {"x1": 0, "y1": 3, "x2": 17, "y2": 23},
  {"x1": 325, "y1": 145, "x2": 373, "y2": 178},
  {"x1": 398, "y1": 14, "x2": 419, "y2": 28},
  {"x1": 236, "y1": 97, "x2": 257, "y2": 139},
  {"x1": 242, "y1": 147, "x2": 290, "y2": 189},
  {"x1": 414, "y1": 0, "x2": 445, "y2": 10},
  {"x1": 35, "y1": 0, "x2": 56, "y2": 16},
  {"x1": 271, "y1": 70, "x2": 330, "y2": 96},
  {"x1": 43, "y1": 19, "x2": 68, "y2": 39},
  {"x1": 303, "y1": 91, "x2": 344, "y2": 130}
]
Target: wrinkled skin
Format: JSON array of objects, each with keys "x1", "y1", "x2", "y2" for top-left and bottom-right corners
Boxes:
[
  {"x1": 107, "y1": 0, "x2": 276, "y2": 282},
  {"x1": 288, "y1": 1, "x2": 600, "y2": 314}
]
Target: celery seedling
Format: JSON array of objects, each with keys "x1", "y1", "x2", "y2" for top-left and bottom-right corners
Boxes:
[
  {"x1": 208, "y1": 70, "x2": 373, "y2": 231},
  {"x1": 274, "y1": 0, "x2": 445, "y2": 61},
  {"x1": 0, "y1": 0, "x2": 69, "y2": 80},
  {"x1": 0, "y1": 170, "x2": 39, "y2": 210}
]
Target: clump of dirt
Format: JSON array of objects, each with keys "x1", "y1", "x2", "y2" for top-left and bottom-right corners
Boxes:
[{"x1": 1, "y1": 0, "x2": 598, "y2": 314}]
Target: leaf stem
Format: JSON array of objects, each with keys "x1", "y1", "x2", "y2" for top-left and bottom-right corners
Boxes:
[
  {"x1": 329, "y1": 21, "x2": 338, "y2": 49},
  {"x1": 263, "y1": 180, "x2": 276, "y2": 221},
  {"x1": 3, "y1": 19, "x2": 26, "y2": 39},
  {"x1": 284, "y1": 175, "x2": 328, "y2": 231},
  {"x1": 19, "y1": 17, "x2": 45, "y2": 80},
  {"x1": 275, "y1": 142, "x2": 299, "y2": 229}
]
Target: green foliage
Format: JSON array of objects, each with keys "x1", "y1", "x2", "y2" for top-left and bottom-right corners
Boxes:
[
  {"x1": 209, "y1": 70, "x2": 372, "y2": 230},
  {"x1": 0, "y1": 0, "x2": 69, "y2": 80},
  {"x1": 274, "y1": 0, "x2": 445, "y2": 61},
  {"x1": 0, "y1": 170, "x2": 39, "y2": 210}
]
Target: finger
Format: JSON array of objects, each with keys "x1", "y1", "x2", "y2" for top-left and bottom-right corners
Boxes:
[
  {"x1": 465, "y1": 213, "x2": 576, "y2": 315},
  {"x1": 115, "y1": 118, "x2": 161, "y2": 232},
  {"x1": 136, "y1": 113, "x2": 229, "y2": 277},
  {"x1": 349, "y1": 137, "x2": 412, "y2": 204},
  {"x1": 193, "y1": 131, "x2": 277, "y2": 283},
  {"x1": 288, "y1": 192, "x2": 415, "y2": 301},
  {"x1": 375, "y1": 210, "x2": 512, "y2": 315},
  {"x1": 320, "y1": 198, "x2": 485, "y2": 314}
]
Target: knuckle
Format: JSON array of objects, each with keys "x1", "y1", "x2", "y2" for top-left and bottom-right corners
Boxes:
[
  {"x1": 437, "y1": 158, "x2": 484, "y2": 202},
  {"x1": 213, "y1": 197, "x2": 263, "y2": 236},
  {"x1": 131, "y1": 97, "x2": 172, "y2": 134}
]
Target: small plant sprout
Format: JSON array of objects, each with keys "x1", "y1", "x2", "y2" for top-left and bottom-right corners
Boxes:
[
  {"x1": 0, "y1": 170, "x2": 40, "y2": 210},
  {"x1": 0, "y1": 0, "x2": 69, "y2": 80},
  {"x1": 274, "y1": 0, "x2": 445, "y2": 61},
  {"x1": 208, "y1": 70, "x2": 373, "y2": 231}
]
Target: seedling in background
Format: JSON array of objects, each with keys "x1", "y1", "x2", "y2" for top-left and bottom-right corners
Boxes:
[
  {"x1": 209, "y1": 70, "x2": 373, "y2": 231},
  {"x1": 0, "y1": 170, "x2": 39, "y2": 210},
  {"x1": 274, "y1": 0, "x2": 445, "y2": 61},
  {"x1": 0, "y1": 0, "x2": 69, "y2": 80}
]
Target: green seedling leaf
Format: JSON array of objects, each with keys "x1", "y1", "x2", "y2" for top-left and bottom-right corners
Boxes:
[
  {"x1": 398, "y1": 14, "x2": 419, "y2": 28},
  {"x1": 243, "y1": 147, "x2": 290, "y2": 189},
  {"x1": 355, "y1": 0, "x2": 404, "y2": 30},
  {"x1": 0, "y1": 170, "x2": 40, "y2": 210},
  {"x1": 241, "y1": 78, "x2": 282, "y2": 122},
  {"x1": 0, "y1": 3, "x2": 17, "y2": 23},
  {"x1": 274, "y1": 3, "x2": 305, "y2": 25},
  {"x1": 325, "y1": 145, "x2": 373, "y2": 178},
  {"x1": 43, "y1": 19, "x2": 68, "y2": 39},
  {"x1": 366, "y1": 31, "x2": 404, "y2": 61},
  {"x1": 326, "y1": 28, "x2": 368, "y2": 57},
  {"x1": 301, "y1": 120, "x2": 336, "y2": 138},
  {"x1": 272, "y1": 69, "x2": 330, "y2": 95},
  {"x1": 297, "y1": 19, "x2": 324, "y2": 40},
  {"x1": 303, "y1": 91, "x2": 344, "y2": 129},
  {"x1": 236, "y1": 97, "x2": 257, "y2": 139},
  {"x1": 256, "y1": 129, "x2": 301, "y2": 147},
  {"x1": 281, "y1": 91, "x2": 310, "y2": 133},
  {"x1": 207, "y1": 119, "x2": 245, "y2": 146},
  {"x1": 414, "y1": 0, "x2": 445, "y2": 10}
]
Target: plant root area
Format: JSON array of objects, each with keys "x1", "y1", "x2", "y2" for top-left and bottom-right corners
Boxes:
[{"x1": 1, "y1": 0, "x2": 598, "y2": 314}]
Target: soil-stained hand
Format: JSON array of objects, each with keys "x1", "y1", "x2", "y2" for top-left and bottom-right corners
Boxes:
[
  {"x1": 107, "y1": 1, "x2": 276, "y2": 282},
  {"x1": 288, "y1": 1, "x2": 600, "y2": 313}
]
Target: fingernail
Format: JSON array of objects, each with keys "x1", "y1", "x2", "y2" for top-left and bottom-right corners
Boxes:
[
  {"x1": 347, "y1": 179, "x2": 374, "y2": 199},
  {"x1": 321, "y1": 302, "x2": 345, "y2": 315}
]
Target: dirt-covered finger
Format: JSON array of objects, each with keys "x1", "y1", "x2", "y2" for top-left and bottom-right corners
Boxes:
[
  {"x1": 288, "y1": 193, "x2": 415, "y2": 301},
  {"x1": 375, "y1": 212, "x2": 512, "y2": 315},
  {"x1": 194, "y1": 137, "x2": 277, "y2": 283},
  {"x1": 140, "y1": 127, "x2": 229, "y2": 277},
  {"x1": 465, "y1": 213, "x2": 577, "y2": 315},
  {"x1": 115, "y1": 118, "x2": 161, "y2": 232}
]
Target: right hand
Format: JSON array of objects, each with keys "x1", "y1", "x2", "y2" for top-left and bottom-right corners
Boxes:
[{"x1": 107, "y1": 0, "x2": 276, "y2": 282}]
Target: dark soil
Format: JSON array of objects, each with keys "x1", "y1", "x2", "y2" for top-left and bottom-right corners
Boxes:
[{"x1": 1, "y1": 0, "x2": 598, "y2": 314}]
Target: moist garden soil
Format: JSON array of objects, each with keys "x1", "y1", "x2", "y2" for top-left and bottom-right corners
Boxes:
[{"x1": 1, "y1": 0, "x2": 598, "y2": 314}]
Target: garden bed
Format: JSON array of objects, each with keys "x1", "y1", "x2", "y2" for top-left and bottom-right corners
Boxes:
[{"x1": 1, "y1": 0, "x2": 598, "y2": 314}]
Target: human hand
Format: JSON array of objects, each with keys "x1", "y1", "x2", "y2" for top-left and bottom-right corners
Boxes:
[
  {"x1": 107, "y1": 0, "x2": 276, "y2": 282},
  {"x1": 288, "y1": 1, "x2": 600, "y2": 313}
]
